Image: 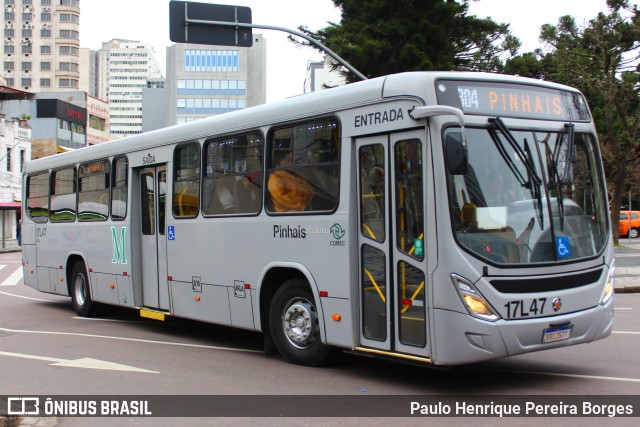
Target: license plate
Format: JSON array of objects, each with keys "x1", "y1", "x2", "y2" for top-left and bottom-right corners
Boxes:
[{"x1": 542, "y1": 325, "x2": 572, "y2": 343}]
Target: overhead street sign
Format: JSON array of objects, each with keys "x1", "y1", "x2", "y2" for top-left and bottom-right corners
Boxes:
[
  {"x1": 169, "y1": 1, "x2": 253, "y2": 47},
  {"x1": 169, "y1": 1, "x2": 367, "y2": 80}
]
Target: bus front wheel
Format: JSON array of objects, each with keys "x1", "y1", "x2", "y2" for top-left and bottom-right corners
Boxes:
[
  {"x1": 71, "y1": 262, "x2": 96, "y2": 317},
  {"x1": 269, "y1": 279, "x2": 332, "y2": 366}
]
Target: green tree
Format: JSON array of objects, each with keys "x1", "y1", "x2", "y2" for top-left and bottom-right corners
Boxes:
[
  {"x1": 293, "y1": 0, "x2": 519, "y2": 82},
  {"x1": 539, "y1": 1, "x2": 639, "y2": 245}
]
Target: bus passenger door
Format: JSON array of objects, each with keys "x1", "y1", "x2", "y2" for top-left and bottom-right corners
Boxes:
[
  {"x1": 139, "y1": 165, "x2": 170, "y2": 310},
  {"x1": 356, "y1": 131, "x2": 430, "y2": 359}
]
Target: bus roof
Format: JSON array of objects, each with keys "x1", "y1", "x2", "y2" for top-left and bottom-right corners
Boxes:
[{"x1": 25, "y1": 71, "x2": 582, "y2": 173}]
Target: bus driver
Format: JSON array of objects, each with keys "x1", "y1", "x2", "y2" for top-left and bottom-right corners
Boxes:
[{"x1": 268, "y1": 151, "x2": 315, "y2": 212}]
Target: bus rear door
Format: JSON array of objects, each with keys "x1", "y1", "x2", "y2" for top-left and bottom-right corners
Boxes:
[
  {"x1": 356, "y1": 131, "x2": 430, "y2": 360},
  {"x1": 138, "y1": 164, "x2": 170, "y2": 311}
]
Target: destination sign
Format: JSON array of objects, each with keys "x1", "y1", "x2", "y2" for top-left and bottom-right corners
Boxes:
[
  {"x1": 436, "y1": 80, "x2": 590, "y2": 122},
  {"x1": 80, "y1": 160, "x2": 109, "y2": 176}
]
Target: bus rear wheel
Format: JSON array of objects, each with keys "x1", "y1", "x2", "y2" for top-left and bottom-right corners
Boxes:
[
  {"x1": 269, "y1": 279, "x2": 332, "y2": 366},
  {"x1": 71, "y1": 261, "x2": 96, "y2": 317}
]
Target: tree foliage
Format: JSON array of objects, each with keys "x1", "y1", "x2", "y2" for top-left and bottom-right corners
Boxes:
[
  {"x1": 293, "y1": 0, "x2": 640, "y2": 244},
  {"x1": 506, "y1": 0, "x2": 640, "y2": 244},
  {"x1": 293, "y1": 0, "x2": 519, "y2": 82}
]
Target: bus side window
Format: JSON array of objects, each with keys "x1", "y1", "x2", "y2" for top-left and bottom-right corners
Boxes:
[
  {"x1": 202, "y1": 132, "x2": 263, "y2": 216},
  {"x1": 267, "y1": 118, "x2": 340, "y2": 214},
  {"x1": 26, "y1": 172, "x2": 50, "y2": 223},
  {"x1": 173, "y1": 143, "x2": 200, "y2": 218},
  {"x1": 49, "y1": 166, "x2": 77, "y2": 222},
  {"x1": 111, "y1": 157, "x2": 128, "y2": 220},
  {"x1": 78, "y1": 160, "x2": 110, "y2": 221}
]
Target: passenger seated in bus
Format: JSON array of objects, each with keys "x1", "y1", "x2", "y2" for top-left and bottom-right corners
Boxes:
[{"x1": 268, "y1": 151, "x2": 314, "y2": 212}]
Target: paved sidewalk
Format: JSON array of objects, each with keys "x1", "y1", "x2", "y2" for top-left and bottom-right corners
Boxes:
[
  {"x1": 613, "y1": 239, "x2": 640, "y2": 293},
  {"x1": 0, "y1": 238, "x2": 20, "y2": 253}
]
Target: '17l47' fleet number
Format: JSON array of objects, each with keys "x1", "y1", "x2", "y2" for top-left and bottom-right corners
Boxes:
[{"x1": 504, "y1": 298, "x2": 547, "y2": 319}]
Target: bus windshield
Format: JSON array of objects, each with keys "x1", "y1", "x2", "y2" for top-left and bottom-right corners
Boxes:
[{"x1": 445, "y1": 125, "x2": 608, "y2": 264}]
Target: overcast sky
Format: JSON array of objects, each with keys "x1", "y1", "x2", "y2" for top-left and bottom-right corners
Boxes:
[{"x1": 79, "y1": 0, "x2": 636, "y2": 103}]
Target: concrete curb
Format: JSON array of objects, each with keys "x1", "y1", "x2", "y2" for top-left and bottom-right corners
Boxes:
[{"x1": 614, "y1": 286, "x2": 640, "y2": 294}]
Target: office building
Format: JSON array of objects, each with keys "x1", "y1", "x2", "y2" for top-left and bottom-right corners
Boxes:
[
  {"x1": 2, "y1": 0, "x2": 81, "y2": 92},
  {"x1": 141, "y1": 78, "x2": 165, "y2": 133},
  {"x1": 95, "y1": 39, "x2": 162, "y2": 139},
  {"x1": 304, "y1": 55, "x2": 347, "y2": 93},
  {"x1": 164, "y1": 35, "x2": 266, "y2": 127}
]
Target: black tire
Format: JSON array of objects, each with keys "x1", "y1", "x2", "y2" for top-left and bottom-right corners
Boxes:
[
  {"x1": 269, "y1": 278, "x2": 332, "y2": 366},
  {"x1": 70, "y1": 261, "x2": 96, "y2": 317},
  {"x1": 630, "y1": 228, "x2": 639, "y2": 239}
]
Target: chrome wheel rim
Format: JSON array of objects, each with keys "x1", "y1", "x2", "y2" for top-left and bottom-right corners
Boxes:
[
  {"x1": 282, "y1": 297, "x2": 318, "y2": 349},
  {"x1": 74, "y1": 273, "x2": 87, "y2": 306}
]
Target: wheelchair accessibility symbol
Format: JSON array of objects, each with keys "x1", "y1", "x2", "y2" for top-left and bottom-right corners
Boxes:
[{"x1": 556, "y1": 236, "x2": 570, "y2": 259}]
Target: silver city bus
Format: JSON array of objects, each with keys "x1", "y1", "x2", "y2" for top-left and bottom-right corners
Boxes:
[{"x1": 22, "y1": 72, "x2": 614, "y2": 366}]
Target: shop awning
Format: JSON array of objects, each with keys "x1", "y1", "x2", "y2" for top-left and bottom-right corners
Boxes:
[
  {"x1": 0, "y1": 202, "x2": 21, "y2": 209},
  {"x1": 57, "y1": 145, "x2": 74, "y2": 153}
]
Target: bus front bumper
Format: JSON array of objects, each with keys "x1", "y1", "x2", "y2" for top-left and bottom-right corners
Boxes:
[{"x1": 432, "y1": 300, "x2": 614, "y2": 366}]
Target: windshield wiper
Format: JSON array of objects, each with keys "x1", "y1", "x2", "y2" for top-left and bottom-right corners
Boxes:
[
  {"x1": 524, "y1": 138, "x2": 545, "y2": 230},
  {"x1": 562, "y1": 123, "x2": 575, "y2": 183},
  {"x1": 544, "y1": 139, "x2": 565, "y2": 231},
  {"x1": 489, "y1": 118, "x2": 544, "y2": 228},
  {"x1": 489, "y1": 118, "x2": 542, "y2": 189}
]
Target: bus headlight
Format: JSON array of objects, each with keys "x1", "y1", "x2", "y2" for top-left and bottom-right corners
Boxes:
[
  {"x1": 451, "y1": 274, "x2": 500, "y2": 322},
  {"x1": 600, "y1": 262, "x2": 614, "y2": 305}
]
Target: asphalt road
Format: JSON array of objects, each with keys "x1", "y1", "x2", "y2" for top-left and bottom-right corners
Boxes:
[{"x1": 0, "y1": 250, "x2": 639, "y2": 427}]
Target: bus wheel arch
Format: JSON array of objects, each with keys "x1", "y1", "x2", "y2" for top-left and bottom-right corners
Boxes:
[
  {"x1": 260, "y1": 267, "x2": 331, "y2": 366},
  {"x1": 67, "y1": 257, "x2": 97, "y2": 317}
]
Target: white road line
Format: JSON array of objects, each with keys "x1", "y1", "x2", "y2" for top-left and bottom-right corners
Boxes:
[
  {"x1": 0, "y1": 289, "x2": 66, "y2": 302},
  {"x1": 0, "y1": 350, "x2": 158, "y2": 373},
  {"x1": 71, "y1": 316, "x2": 142, "y2": 323},
  {"x1": 612, "y1": 330, "x2": 640, "y2": 335},
  {"x1": 0, "y1": 326, "x2": 261, "y2": 353},
  {"x1": 0, "y1": 268, "x2": 24, "y2": 286},
  {"x1": 0, "y1": 264, "x2": 5, "y2": 271},
  {"x1": 505, "y1": 369, "x2": 640, "y2": 383}
]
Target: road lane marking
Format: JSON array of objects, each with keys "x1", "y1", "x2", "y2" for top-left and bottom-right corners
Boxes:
[
  {"x1": 0, "y1": 289, "x2": 67, "y2": 302},
  {"x1": 0, "y1": 326, "x2": 261, "y2": 353},
  {"x1": 0, "y1": 350, "x2": 158, "y2": 373},
  {"x1": 501, "y1": 369, "x2": 640, "y2": 383},
  {"x1": 0, "y1": 268, "x2": 24, "y2": 286},
  {"x1": 612, "y1": 330, "x2": 640, "y2": 335},
  {"x1": 71, "y1": 316, "x2": 143, "y2": 323}
]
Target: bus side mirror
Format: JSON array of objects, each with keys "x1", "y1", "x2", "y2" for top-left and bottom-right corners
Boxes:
[{"x1": 445, "y1": 132, "x2": 468, "y2": 175}]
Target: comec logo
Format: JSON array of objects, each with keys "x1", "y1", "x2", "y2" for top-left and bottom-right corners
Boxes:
[{"x1": 330, "y1": 223, "x2": 345, "y2": 240}]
